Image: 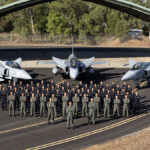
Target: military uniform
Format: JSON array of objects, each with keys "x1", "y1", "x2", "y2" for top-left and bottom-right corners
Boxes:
[
  {"x1": 47, "y1": 101, "x2": 55, "y2": 124},
  {"x1": 1, "y1": 90, "x2": 7, "y2": 110},
  {"x1": 52, "y1": 97, "x2": 57, "y2": 117},
  {"x1": 113, "y1": 98, "x2": 121, "y2": 117},
  {"x1": 132, "y1": 95, "x2": 140, "y2": 114},
  {"x1": 123, "y1": 98, "x2": 130, "y2": 117},
  {"x1": 104, "y1": 97, "x2": 111, "y2": 117},
  {"x1": 40, "y1": 96, "x2": 46, "y2": 117},
  {"x1": 93, "y1": 96, "x2": 100, "y2": 117},
  {"x1": 8, "y1": 95, "x2": 15, "y2": 116},
  {"x1": 62, "y1": 95, "x2": 69, "y2": 117},
  {"x1": 30, "y1": 96, "x2": 36, "y2": 117},
  {"x1": 88, "y1": 101, "x2": 96, "y2": 124},
  {"x1": 72, "y1": 96, "x2": 79, "y2": 115},
  {"x1": 66, "y1": 105, "x2": 74, "y2": 129},
  {"x1": 20, "y1": 96, "x2": 26, "y2": 116},
  {"x1": 82, "y1": 97, "x2": 88, "y2": 117}
]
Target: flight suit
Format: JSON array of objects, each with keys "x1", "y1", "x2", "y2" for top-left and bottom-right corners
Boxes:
[
  {"x1": 82, "y1": 97, "x2": 88, "y2": 117},
  {"x1": 40, "y1": 96, "x2": 46, "y2": 117},
  {"x1": 72, "y1": 96, "x2": 79, "y2": 115},
  {"x1": 93, "y1": 96, "x2": 100, "y2": 117},
  {"x1": 20, "y1": 96, "x2": 26, "y2": 116},
  {"x1": 123, "y1": 98, "x2": 130, "y2": 117},
  {"x1": 132, "y1": 95, "x2": 140, "y2": 114},
  {"x1": 66, "y1": 105, "x2": 74, "y2": 129},
  {"x1": 104, "y1": 98, "x2": 111, "y2": 117},
  {"x1": 1, "y1": 90, "x2": 7, "y2": 110},
  {"x1": 88, "y1": 101, "x2": 96, "y2": 124},
  {"x1": 52, "y1": 97, "x2": 57, "y2": 117},
  {"x1": 62, "y1": 96, "x2": 69, "y2": 117},
  {"x1": 47, "y1": 101, "x2": 55, "y2": 124},
  {"x1": 30, "y1": 96, "x2": 36, "y2": 117},
  {"x1": 8, "y1": 95, "x2": 15, "y2": 116},
  {"x1": 113, "y1": 98, "x2": 121, "y2": 117}
]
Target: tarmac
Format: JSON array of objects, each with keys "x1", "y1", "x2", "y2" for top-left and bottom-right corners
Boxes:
[{"x1": 0, "y1": 68, "x2": 150, "y2": 150}]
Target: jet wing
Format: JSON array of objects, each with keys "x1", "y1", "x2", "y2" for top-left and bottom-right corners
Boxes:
[
  {"x1": 82, "y1": 57, "x2": 109, "y2": 67},
  {"x1": 36, "y1": 61, "x2": 56, "y2": 65},
  {"x1": 82, "y1": 57, "x2": 95, "y2": 68},
  {"x1": 52, "y1": 57, "x2": 66, "y2": 70},
  {"x1": 36, "y1": 57, "x2": 66, "y2": 70},
  {"x1": 123, "y1": 59, "x2": 136, "y2": 68}
]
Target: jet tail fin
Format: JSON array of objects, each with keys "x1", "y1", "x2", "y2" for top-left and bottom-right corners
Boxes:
[
  {"x1": 129, "y1": 59, "x2": 136, "y2": 68},
  {"x1": 14, "y1": 58, "x2": 22, "y2": 66},
  {"x1": 72, "y1": 37, "x2": 74, "y2": 55}
]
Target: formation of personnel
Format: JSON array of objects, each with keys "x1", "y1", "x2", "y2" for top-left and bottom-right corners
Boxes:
[{"x1": 0, "y1": 80, "x2": 141, "y2": 129}]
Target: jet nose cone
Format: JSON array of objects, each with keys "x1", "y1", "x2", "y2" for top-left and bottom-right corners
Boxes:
[
  {"x1": 121, "y1": 71, "x2": 136, "y2": 81},
  {"x1": 17, "y1": 70, "x2": 32, "y2": 80},
  {"x1": 70, "y1": 68, "x2": 78, "y2": 79}
]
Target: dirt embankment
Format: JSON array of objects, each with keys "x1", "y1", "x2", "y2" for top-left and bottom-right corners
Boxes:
[{"x1": 82, "y1": 127, "x2": 150, "y2": 150}]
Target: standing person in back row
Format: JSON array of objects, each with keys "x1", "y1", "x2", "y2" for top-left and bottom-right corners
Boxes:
[
  {"x1": 93, "y1": 93, "x2": 100, "y2": 117},
  {"x1": 1, "y1": 87, "x2": 7, "y2": 110},
  {"x1": 88, "y1": 98, "x2": 96, "y2": 125},
  {"x1": 82, "y1": 94, "x2": 88, "y2": 117},
  {"x1": 132, "y1": 91, "x2": 140, "y2": 115},
  {"x1": 40, "y1": 93, "x2": 46, "y2": 117},
  {"x1": 66, "y1": 101, "x2": 74, "y2": 129},
  {"x1": 30, "y1": 93, "x2": 36, "y2": 117},
  {"x1": 123, "y1": 95, "x2": 130, "y2": 117},
  {"x1": 51, "y1": 94, "x2": 57, "y2": 118},
  {"x1": 8, "y1": 91, "x2": 15, "y2": 116},
  {"x1": 20, "y1": 93, "x2": 27, "y2": 117},
  {"x1": 72, "y1": 93, "x2": 79, "y2": 117},
  {"x1": 62, "y1": 92, "x2": 69, "y2": 117},
  {"x1": 47, "y1": 97, "x2": 55, "y2": 125},
  {"x1": 104, "y1": 94, "x2": 111, "y2": 118},
  {"x1": 113, "y1": 95, "x2": 121, "y2": 118}
]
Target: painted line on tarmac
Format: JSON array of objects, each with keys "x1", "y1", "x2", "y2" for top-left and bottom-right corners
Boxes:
[
  {"x1": 0, "y1": 80, "x2": 65, "y2": 135},
  {"x1": 0, "y1": 117, "x2": 63, "y2": 135},
  {"x1": 26, "y1": 112, "x2": 149, "y2": 150}
]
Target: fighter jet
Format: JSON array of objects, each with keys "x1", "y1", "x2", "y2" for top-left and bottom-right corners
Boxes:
[
  {"x1": 37, "y1": 48, "x2": 109, "y2": 80},
  {"x1": 0, "y1": 58, "x2": 32, "y2": 82},
  {"x1": 122, "y1": 59, "x2": 150, "y2": 87}
]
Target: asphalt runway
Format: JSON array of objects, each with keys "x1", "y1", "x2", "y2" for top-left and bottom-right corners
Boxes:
[
  {"x1": 0, "y1": 47, "x2": 150, "y2": 60},
  {"x1": 0, "y1": 68, "x2": 150, "y2": 150}
]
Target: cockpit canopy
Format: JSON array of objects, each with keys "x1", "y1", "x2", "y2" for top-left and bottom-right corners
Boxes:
[
  {"x1": 6, "y1": 61, "x2": 21, "y2": 69},
  {"x1": 70, "y1": 58, "x2": 78, "y2": 68},
  {"x1": 131, "y1": 63, "x2": 145, "y2": 70}
]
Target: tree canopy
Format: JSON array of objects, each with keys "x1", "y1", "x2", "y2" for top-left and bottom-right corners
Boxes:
[{"x1": 0, "y1": 0, "x2": 149, "y2": 37}]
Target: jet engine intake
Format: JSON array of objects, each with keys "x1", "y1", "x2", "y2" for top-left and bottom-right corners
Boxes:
[{"x1": 145, "y1": 70, "x2": 150, "y2": 78}]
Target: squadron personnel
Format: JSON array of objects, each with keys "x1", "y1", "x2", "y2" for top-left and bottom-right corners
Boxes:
[
  {"x1": 123, "y1": 95, "x2": 130, "y2": 117},
  {"x1": 88, "y1": 98, "x2": 96, "y2": 125},
  {"x1": 72, "y1": 93, "x2": 79, "y2": 117},
  {"x1": 62, "y1": 93, "x2": 69, "y2": 117},
  {"x1": 47, "y1": 97, "x2": 55, "y2": 124},
  {"x1": 113, "y1": 95, "x2": 121, "y2": 118},
  {"x1": 40, "y1": 93, "x2": 46, "y2": 117},
  {"x1": 132, "y1": 92, "x2": 140, "y2": 115},
  {"x1": 20, "y1": 93, "x2": 27, "y2": 117},
  {"x1": 30, "y1": 93, "x2": 36, "y2": 117},
  {"x1": 66, "y1": 101, "x2": 74, "y2": 129},
  {"x1": 82, "y1": 94, "x2": 88, "y2": 117},
  {"x1": 104, "y1": 94, "x2": 111, "y2": 118},
  {"x1": 51, "y1": 94, "x2": 57, "y2": 117},
  {"x1": 93, "y1": 93, "x2": 100, "y2": 117},
  {"x1": 8, "y1": 91, "x2": 15, "y2": 116}
]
